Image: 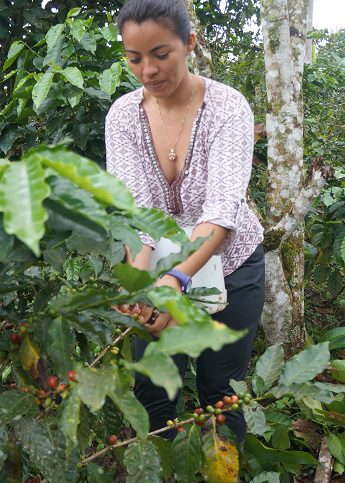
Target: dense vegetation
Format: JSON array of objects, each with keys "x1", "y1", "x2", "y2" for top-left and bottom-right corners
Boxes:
[{"x1": 0, "y1": 1, "x2": 344, "y2": 481}]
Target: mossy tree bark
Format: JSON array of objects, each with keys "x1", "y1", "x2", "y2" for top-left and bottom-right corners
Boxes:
[
  {"x1": 183, "y1": 0, "x2": 214, "y2": 77},
  {"x1": 260, "y1": 0, "x2": 331, "y2": 352}
]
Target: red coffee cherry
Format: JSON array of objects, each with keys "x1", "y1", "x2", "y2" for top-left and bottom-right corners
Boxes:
[
  {"x1": 10, "y1": 333, "x2": 21, "y2": 344},
  {"x1": 216, "y1": 414, "x2": 226, "y2": 425},
  {"x1": 67, "y1": 370, "x2": 77, "y2": 382},
  {"x1": 108, "y1": 435, "x2": 118, "y2": 445},
  {"x1": 47, "y1": 375, "x2": 58, "y2": 388},
  {"x1": 223, "y1": 395, "x2": 232, "y2": 405},
  {"x1": 194, "y1": 408, "x2": 204, "y2": 415},
  {"x1": 215, "y1": 400, "x2": 224, "y2": 409}
]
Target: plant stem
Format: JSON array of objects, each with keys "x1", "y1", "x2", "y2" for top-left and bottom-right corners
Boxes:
[
  {"x1": 0, "y1": 358, "x2": 9, "y2": 377},
  {"x1": 90, "y1": 327, "x2": 132, "y2": 368},
  {"x1": 80, "y1": 417, "x2": 195, "y2": 465}
]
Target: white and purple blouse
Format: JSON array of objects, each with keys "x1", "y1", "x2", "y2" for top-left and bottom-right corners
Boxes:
[{"x1": 106, "y1": 77, "x2": 264, "y2": 277}]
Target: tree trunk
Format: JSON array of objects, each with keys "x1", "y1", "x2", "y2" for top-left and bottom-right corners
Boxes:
[
  {"x1": 183, "y1": 0, "x2": 214, "y2": 77},
  {"x1": 260, "y1": 0, "x2": 331, "y2": 352},
  {"x1": 305, "y1": 0, "x2": 314, "y2": 64}
]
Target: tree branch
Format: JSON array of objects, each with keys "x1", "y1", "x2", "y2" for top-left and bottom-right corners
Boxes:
[
  {"x1": 80, "y1": 417, "x2": 195, "y2": 465},
  {"x1": 89, "y1": 327, "x2": 132, "y2": 368},
  {"x1": 265, "y1": 158, "x2": 334, "y2": 248}
]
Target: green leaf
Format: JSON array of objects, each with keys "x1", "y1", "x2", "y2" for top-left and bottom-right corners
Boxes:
[
  {"x1": 321, "y1": 327, "x2": 345, "y2": 350},
  {"x1": 0, "y1": 219, "x2": 14, "y2": 262},
  {"x1": 0, "y1": 391, "x2": 38, "y2": 424},
  {"x1": 47, "y1": 318, "x2": 75, "y2": 378},
  {"x1": 254, "y1": 344, "x2": 284, "y2": 393},
  {"x1": 49, "y1": 289, "x2": 108, "y2": 315},
  {"x1": 327, "y1": 270, "x2": 343, "y2": 296},
  {"x1": 0, "y1": 428, "x2": 8, "y2": 471},
  {"x1": 314, "y1": 382, "x2": 345, "y2": 394},
  {"x1": 124, "y1": 440, "x2": 162, "y2": 483},
  {"x1": 61, "y1": 67, "x2": 84, "y2": 89},
  {"x1": 333, "y1": 229, "x2": 345, "y2": 265},
  {"x1": 109, "y1": 387, "x2": 149, "y2": 440},
  {"x1": 245, "y1": 434, "x2": 318, "y2": 466},
  {"x1": 250, "y1": 472, "x2": 280, "y2": 483},
  {"x1": 33, "y1": 146, "x2": 136, "y2": 212},
  {"x1": 110, "y1": 220, "x2": 142, "y2": 258},
  {"x1": 271, "y1": 424, "x2": 290, "y2": 450},
  {"x1": 271, "y1": 382, "x2": 332, "y2": 401},
  {"x1": 67, "y1": 313, "x2": 113, "y2": 346},
  {"x1": 102, "y1": 397, "x2": 121, "y2": 436},
  {"x1": 48, "y1": 175, "x2": 109, "y2": 230},
  {"x1": 76, "y1": 366, "x2": 149, "y2": 438},
  {"x1": 331, "y1": 360, "x2": 345, "y2": 383},
  {"x1": 147, "y1": 286, "x2": 210, "y2": 325},
  {"x1": 243, "y1": 403, "x2": 266, "y2": 436},
  {"x1": 172, "y1": 425, "x2": 202, "y2": 482},
  {"x1": 153, "y1": 237, "x2": 208, "y2": 278},
  {"x1": 146, "y1": 319, "x2": 246, "y2": 359},
  {"x1": 80, "y1": 32, "x2": 97, "y2": 54},
  {"x1": 77, "y1": 367, "x2": 117, "y2": 412},
  {"x1": 0, "y1": 126, "x2": 19, "y2": 156},
  {"x1": 84, "y1": 86, "x2": 110, "y2": 100},
  {"x1": 328, "y1": 434, "x2": 345, "y2": 464},
  {"x1": 3, "y1": 41, "x2": 24, "y2": 71},
  {"x1": 67, "y1": 7, "x2": 82, "y2": 17},
  {"x1": 46, "y1": 24, "x2": 65, "y2": 50},
  {"x1": 150, "y1": 436, "x2": 173, "y2": 481},
  {"x1": 32, "y1": 72, "x2": 54, "y2": 109},
  {"x1": 279, "y1": 342, "x2": 330, "y2": 385},
  {"x1": 69, "y1": 19, "x2": 85, "y2": 42},
  {"x1": 131, "y1": 208, "x2": 188, "y2": 243},
  {"x1": 14, "y1": 418, "x2": 57, "y2": 481},
  {"x1": 101, "y1": 24, "x2": 118, "y2": 42},
  {"x1": 229, "y1": 379, "x2": 248, "y2": 395},
  {"x1": 114, "y1": 264, "x2": 155, "y2": 292},
  {"x1": 60, "y1": 391, "x2": 81, "y2": 456},
  {"x1": 99, "y1": 62, "x2": 122, "y2": 96},
  {"x1": 0, "y1": 156, "x2": 50, "y2": 255},
  {"x1": 125, "y1": 352, "x2": 183, "y2": 401}
]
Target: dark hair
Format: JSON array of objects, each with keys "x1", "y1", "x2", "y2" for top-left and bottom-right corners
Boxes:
[{"x1": 117, "y1": 0, "x2": 191, "y2": 44}]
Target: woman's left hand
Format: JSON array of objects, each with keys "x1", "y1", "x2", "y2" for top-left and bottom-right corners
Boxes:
[
  {"x1": 144, "y1": 273, "x2": 181, "y2": 336},
  {"x1": 145, "y1": 312, "x2": 175, "y2": 337}
]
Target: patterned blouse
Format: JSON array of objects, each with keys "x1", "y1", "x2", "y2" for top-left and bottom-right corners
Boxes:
[{"x1": 105, "y1": 76, "x2": 264, "y2": 277}]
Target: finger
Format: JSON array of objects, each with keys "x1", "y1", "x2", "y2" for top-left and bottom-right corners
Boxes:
[{"x1": 118, "y1": 304, "x2": 130, "y2": 313}]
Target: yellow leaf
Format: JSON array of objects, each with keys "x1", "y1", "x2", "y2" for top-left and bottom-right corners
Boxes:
[
  {"x1": 201, "y1": 429, "x2": 239, "y2": 483},
  {"x1": 19, "y1": 336, "x2": 40, "y2": 375}
]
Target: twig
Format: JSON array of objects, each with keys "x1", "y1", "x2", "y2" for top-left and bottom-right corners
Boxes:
[
  {"x1": 80, "y1": 417, "x2": 195, "y2": 465},
  {"x1": 314, "y1": 436, "x2": 333, "y2": 483},
  {"x1": 90, "y1": 327, "x2": 132, "y2": 368}
]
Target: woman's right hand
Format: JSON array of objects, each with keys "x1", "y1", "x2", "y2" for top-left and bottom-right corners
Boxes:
[{"x1": 117, "y1": 303, "x2": 153, "y2": 325}]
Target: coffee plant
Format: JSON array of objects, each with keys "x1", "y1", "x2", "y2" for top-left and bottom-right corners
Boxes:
[{"x1": 0, "y1": 144, "x2": 250, "y2": 481}]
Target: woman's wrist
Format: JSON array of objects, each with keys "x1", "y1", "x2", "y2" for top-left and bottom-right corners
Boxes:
[{"x1": 155, "y1": 274, "x2": 182, "y2": 292}]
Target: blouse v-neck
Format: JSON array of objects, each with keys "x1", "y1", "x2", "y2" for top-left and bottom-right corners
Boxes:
[{"x1": 139, "y1": 102, "x2": 205, "y2": 214}]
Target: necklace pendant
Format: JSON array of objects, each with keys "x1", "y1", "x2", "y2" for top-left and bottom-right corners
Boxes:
[{"x1": 168, "y1": 149, "x2": 177, "y2": 161}]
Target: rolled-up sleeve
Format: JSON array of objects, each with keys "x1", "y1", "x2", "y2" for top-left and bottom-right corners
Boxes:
[
  {"x1": 196, "y1": 97, "x2": 254, "y2": 233},
  {"x1": 105, "y1": 104, "x2": 155, "y2": 248}
]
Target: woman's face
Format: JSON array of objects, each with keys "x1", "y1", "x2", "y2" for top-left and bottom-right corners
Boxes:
[{"x1": 121, "y1": 19, "x2": 195, "y2": 98}]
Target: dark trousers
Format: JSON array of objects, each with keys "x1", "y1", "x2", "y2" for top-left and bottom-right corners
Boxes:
[{"x1": 134, "y1": 244, "x2": 265, "y2": 443}]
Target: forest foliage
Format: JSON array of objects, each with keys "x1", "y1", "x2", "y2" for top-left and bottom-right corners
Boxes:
[{"x1": 0, "y1": 1, "x2": 345, "y2": 481}]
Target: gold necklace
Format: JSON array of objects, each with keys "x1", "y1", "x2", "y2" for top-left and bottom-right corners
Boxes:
[{"x1": 156, "y1": 77, "x2": 196, "y2": 162}]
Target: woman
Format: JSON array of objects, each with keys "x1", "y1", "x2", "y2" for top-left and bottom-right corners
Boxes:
[{"x1": 106, "y1": 0, "x2": 264, "y2": 444}]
